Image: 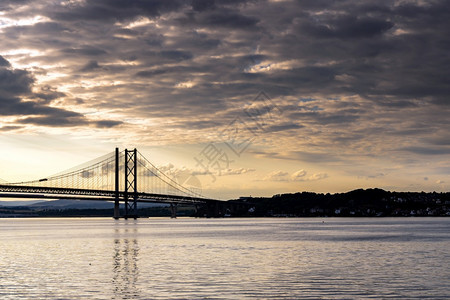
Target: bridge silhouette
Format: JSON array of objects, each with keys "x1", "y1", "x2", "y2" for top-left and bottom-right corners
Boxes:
[{"x1": 0, "y1": 148, "x2": 247, "y2": 218}]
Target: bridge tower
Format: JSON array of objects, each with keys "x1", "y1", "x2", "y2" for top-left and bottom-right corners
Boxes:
[
  {"x1": 113, "y1": 148, "x2": 139, "y2": 219},
  {"x1": 114, "y1": 148, "x2": 120, "y2": 219},
  {"x1": 124, "y1": 148, "x2": 138, "y2": 219}
]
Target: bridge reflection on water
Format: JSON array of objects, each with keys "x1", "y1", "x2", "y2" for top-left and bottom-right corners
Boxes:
[{"x1": 112, "y1": 223, "x2": 141, "y2": 299}]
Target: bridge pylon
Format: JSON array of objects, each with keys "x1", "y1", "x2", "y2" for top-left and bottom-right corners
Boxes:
[
  {"x1": 114, "y1": 147, "x2": 120, "y2": 219},
  {"x1": 124, "y1": 148, "x2": 138, "y2": 219},
  {"x1": 113, "y1": 147, "x2": 139, "y2": 219}
]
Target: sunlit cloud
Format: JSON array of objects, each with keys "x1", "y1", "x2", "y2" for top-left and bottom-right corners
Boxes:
[
  {"x1": 263, "y1": 170, "x2": 328, "y2": 182},
  {"x1": 0, "y1": 15, "x2": 50, "y2": 29},
  {"x1": 175, "y1": 81, "x2": 197, "y2": 89}
]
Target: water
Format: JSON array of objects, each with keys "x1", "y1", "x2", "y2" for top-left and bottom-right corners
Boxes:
[{"x1": 0, "y1": 218, "x2": 449, "y2": 299}]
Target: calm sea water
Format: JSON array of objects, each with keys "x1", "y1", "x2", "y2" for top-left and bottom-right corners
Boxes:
[{"x1": 0, "y1": 217, "x2": 449, "y2": 299}]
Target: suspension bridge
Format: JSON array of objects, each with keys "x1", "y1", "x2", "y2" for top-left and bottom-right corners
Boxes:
[{"x1": 0, "y1": 148, "x2": 247, "y2": 218}]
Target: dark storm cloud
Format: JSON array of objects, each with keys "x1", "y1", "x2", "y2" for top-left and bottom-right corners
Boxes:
[
  {"x1": 18, "y1": 115, "x2": 87, "y2": 127},
  {"x1": 0, "y1": 57, "x2": 122, "y2": 128},
  {"x1": 426, "y1": 135, "x2": 450, "y2": 146},
  {"x1": 287, "y1": 110, "x2": 360, "y2": 126},
  {"x1": 61, "y1": 46, "x2": 108, "y2": 56},
  {"x1": 242, "y1": 0, "x2": 450, "y2": 107},
  {"x1": 300, "y1": 15, "x2": 393, "y2": 39},
  {"x1": 0, "y1": 125, "x2": 22, "y2": 132},
  {"x1": 250, "y1": 149, "x2": 342, "y2": 164},
  {"x1": 0, "y1": 56, "x2": 11, "y2": 67},
  {"x1": 0, "y1": 68, "x2": 33, "y2": 96},
  {"x1": 178, "y1": 8, "x2": 259, "y2": 28},
  {"x1": 159, "y1": 50, "x2": 193, "y2": 61},
  {"x1": 0, "y1": 0, "x2": 30, "y2": 11},
  {"x1": 0, "y1": 61, "x2": 61, "y2": 116},
  {"x1": 95, "y1": 120, "x2": 123, "y2": 128},
  {"x1": 191, "y1": 0, "x2": 216, "y2": 12},
  {"x1": 17, "y1": 114, "x2": 121, "y2": 128},
  {"x1": 0, "y1": 93, "x2": 86, "y2": 127},
  {"x1": 79, "y1": 60, "x2": 103, "y2": 72},
  {"x1": 264, "y1": 123, "x2": 304, "y2": 133},
  {"x1": 191, "y1": 0, "x2": 250, "y2": 12},
  {"x1": 170, "y1": 119, "x2": 222, "y2": 130},
  {"x1": 49, "y1": 0, "x2": 186, "y2": 22},
  {"x1": 33, "y1": 86, "x2": 66, "y2": 104},
  {"x1": 399, "y1": 146, "x2": 450, "y2": 156},
  {"x1": 135, "y1": 69, "x2": 167, "y2": 78}
]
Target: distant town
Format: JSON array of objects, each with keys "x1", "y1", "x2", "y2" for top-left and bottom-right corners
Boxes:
[{"x1": 0, "y1": 188, "x2": 449, "y2": 218}]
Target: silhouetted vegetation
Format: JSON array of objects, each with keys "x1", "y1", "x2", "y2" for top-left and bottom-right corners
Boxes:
[{"x1": 237, "y1": 189, "x2": 450, "y2": 217}]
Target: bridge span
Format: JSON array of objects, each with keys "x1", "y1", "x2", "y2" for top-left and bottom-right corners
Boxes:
[{"x1": 0, "y1": 148, "x2": 249, "y2": 218}]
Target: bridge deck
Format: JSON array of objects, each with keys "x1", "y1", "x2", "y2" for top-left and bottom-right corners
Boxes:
[{"x1": 0, "y1": 185, "x2": 211, "y2": 204}]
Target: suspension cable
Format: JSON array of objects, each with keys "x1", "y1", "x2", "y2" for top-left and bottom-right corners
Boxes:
[{"x1": 137, "y1": 151, "x2": 204, "y2": 198}]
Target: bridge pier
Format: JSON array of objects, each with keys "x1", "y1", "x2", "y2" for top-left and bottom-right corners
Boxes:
[
  {"x1": 114, "y1": 147, "x2": 121, "y2": 220},
  {"x1": 114, "y1": 200, "x2": 120, "y2": 219},
  {"x1": 170, "y1": 203, "x2": 177, "y2": 218}
]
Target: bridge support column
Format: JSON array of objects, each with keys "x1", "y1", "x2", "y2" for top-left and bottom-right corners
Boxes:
[
  {"x1": 170, "y1": 203, "x2": 177, "y2": 218},
  {"x1": 114, "y1": 147, "x2": 120, "y2": 219},
  {"x1": 114, "y1": 200, "x2": 120, "y2": 219}
]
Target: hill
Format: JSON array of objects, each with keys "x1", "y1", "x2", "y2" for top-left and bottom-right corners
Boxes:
[
  {"x1": 237, "y1": 188, "x2": 450, "y2": 217},
  {"x1": 0, "y1": 200, "x2": 46, "y2": 207}
]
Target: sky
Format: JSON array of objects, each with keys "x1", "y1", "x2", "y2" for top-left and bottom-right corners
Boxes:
[{"x1": 0, "y1": 0, "x2": 449, "y2": 199}]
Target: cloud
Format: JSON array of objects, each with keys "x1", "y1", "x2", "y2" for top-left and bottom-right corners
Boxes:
[
  {"x1": 265, "y1": 122, "x2": 303, "y2": 132},
  {"x1": 157, "y1": 162, "x2": 254, "y2": 178},
  {"x1": 263, "y1": 171, "x2": 290, "y2": 182},
  {"x1": 178, "y1": 8, "x2": 259, "y2": 29},
  {"x1": 33, "y1": 86, "x2": 66, "y2": 104},
  {"x1": 94, "y1": 120, "x2": 123, "y2": 128},
  {"x1": 135, "y1": 69, "x2": 167, "y2": 78},
  {"x1": 291, "y1": 170, "x2": 328, "y2": 182},
  {"x1": 219, "y1": 168, "x2": 255, "y2": 176},
  {"x1": 61, "y1": 46, "x2": 107, "y2": 56},
  {"x1": 399, "y1": 146, "x2": 450, "y2": 156},
  {"x1": 357, "y1": 173, "x2": 386, "y2": 180},
  {"x1": 301, "y1": 15, "x2": 393, "y2": 39},
  {"x1": 291, "y1": 169, "x2": 306, "y2": 180},
  {"x1": 0, "y1": 55, "x2": 11, "y2": 67},
  {"x1": 0, "y1": 125, "x2": 22, "y2": 131},
  {"x1": 0, "y1": 68, "x2": 33, "y2": 97},
  {"x1": 49, "y1": 0, "x2": 186, "y2": 22},
  {"x1": 251, "y1": 150, "x2": 343, "y2": 164},
  {"x1": 0, "y1": 0, "x2": 31, "y2": 11},
  {"x1": 306, "y1": 173, "x2": 328, "y2": 181},
  {"x1": 0, "y1": 56, "x2": 124, "y2": 128},
  {"x1": 18, "y1": 115, "x2": 86, "y2": 127},
  {"x1": 263, "y1": 169, "x2": 328, "y2": 182},
  {"x1": 79, "y1": 60, "x2": 103, "y2": 72}
]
